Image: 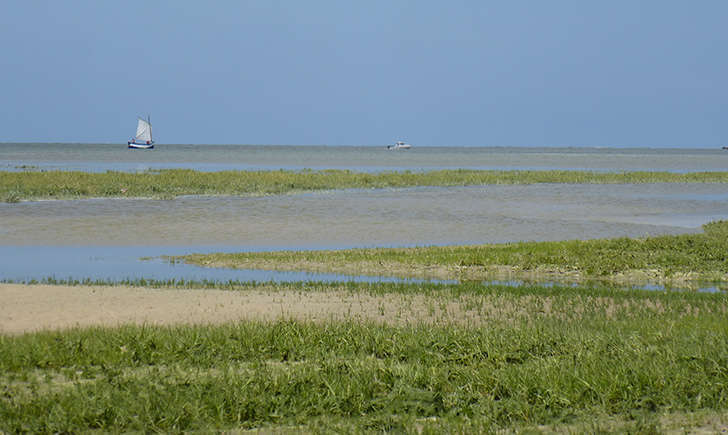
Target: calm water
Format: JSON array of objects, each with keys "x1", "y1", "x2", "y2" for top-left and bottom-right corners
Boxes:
[
  {"x1": 2, "y1": 142, "x2": 728, "y2": 173},
  {"x1": 1, "y1": 143, "x2": 727, "y2": 286}
]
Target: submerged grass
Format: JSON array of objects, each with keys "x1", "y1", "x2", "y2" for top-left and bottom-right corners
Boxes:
[
  {"x1": 3, "y1": 168, "x2": 728, "y2": 201},
  {"x1": 1, "y1": 280, "x2": 728, "y2": 433},
  {"x1": 177, "y1": 220, "x2": 728, "y2": 288}
]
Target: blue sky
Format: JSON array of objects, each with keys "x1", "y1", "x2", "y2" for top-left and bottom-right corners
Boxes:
[{"x1": 1, "y1": 1, "x2": 726, "y2": 147}]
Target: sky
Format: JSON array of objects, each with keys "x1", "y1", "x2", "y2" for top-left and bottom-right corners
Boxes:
[{"x1": 0, "y1": 1, "x2": 726, "y2": 147}]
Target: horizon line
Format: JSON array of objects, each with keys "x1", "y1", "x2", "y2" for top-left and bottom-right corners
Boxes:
[{"x1": 0, "y1": 141, "x2": 723, "y2": 150}]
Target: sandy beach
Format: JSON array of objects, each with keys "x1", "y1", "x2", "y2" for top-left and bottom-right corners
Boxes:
[
  {"x1": 0, "y1": 283, "x2": 501, "y2": 335},
  {"x1": 0, "y1": 283, "x2": 381, "y2": 335}
]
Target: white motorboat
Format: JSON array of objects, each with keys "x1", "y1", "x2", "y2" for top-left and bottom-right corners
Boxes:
[{"x1": 387, "y1": 140, "x2": 411, "y2": 150}]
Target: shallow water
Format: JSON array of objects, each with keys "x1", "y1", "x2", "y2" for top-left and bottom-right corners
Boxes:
[
  {"x1": 2, "y1": 183, "x2": 727, "y2": 286},
  {"x1": 0, "y1": 245, "x2": 442, "y2": 284},
  {"x1": 2, "y1": 144, "x2": 727, "y2": 286},
  {"x1": 3, "y1": 184, "x2": 725, "y2": 246},
  {"x1": 3, "y1": 143, "x2": 728, "y2": 173}
]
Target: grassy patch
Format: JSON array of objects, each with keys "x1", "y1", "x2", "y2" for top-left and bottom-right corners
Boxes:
[
  {"x1": 1, "y1": 281, "x2": 727, "y2": 432},
  {"x1": 2, "y1": 168, "x2": 728, "y2": 201},
  {"x1": 176, "y1": 221, "x2": 728, "y2": 289}
]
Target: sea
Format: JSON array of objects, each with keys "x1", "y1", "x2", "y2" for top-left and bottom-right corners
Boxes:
[{"x1": 2, "y1": 143, "x2": 728, "y2": 288}]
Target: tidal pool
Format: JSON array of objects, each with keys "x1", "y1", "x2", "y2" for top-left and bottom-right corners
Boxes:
[{"x1": 0, "y1": 245, "x2": 445, "y2": 284}]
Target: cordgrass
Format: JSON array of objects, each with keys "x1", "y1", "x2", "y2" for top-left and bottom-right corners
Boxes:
[
  {"x1": 176, "y1": 220, "x2": 728, "y2": 289},
  {"x1": 3, "y1": 168, "x2": 728, "y2": 202},
  {"x1": 2, "y1": 281, "x2": 728, "y2": 432},
  {"x1": 6, "y1": 276, "x2": 725, "y2": 302}
]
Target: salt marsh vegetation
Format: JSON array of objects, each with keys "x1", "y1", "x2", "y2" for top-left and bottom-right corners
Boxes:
[
  {"x1": 177, "y1": 220, "x2": 728, "y2": 289},
  {"x1": 1, "y1": 280, "x2": 728, "y2": 432},
  {"x1": 3, "y1": 168, "x2": 728, "y2": 202}
]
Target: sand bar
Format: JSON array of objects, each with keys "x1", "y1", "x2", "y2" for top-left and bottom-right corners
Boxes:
[{"x1": 1, "y1": 283, "x2": 489, "y2": 335}]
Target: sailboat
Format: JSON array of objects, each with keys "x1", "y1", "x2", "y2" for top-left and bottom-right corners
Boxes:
[{"x1": 128, "y1": 116, "x2": 154, "y2": 149}]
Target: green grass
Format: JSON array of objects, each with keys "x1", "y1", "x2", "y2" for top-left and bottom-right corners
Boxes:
[
  {"x1": 6, "y1": 275, "x2": 723, "y2": 300},
  {"x1": 1, "y1": 281, "x2": 728, "y2": 433},
  {"x1": 176, "y1": 220, "x2": 728, "y2": 288},
  {"x1": 3, "y1": 168, "x2": 728, "y2": 201}
]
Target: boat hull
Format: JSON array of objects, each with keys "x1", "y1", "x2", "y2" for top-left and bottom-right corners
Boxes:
[
  {"x1": 387, "y1": 141, "x2": 412, "y2": 150},
  {"x1": 128, "y1": 142, "x2": 154, "y2": 149}
]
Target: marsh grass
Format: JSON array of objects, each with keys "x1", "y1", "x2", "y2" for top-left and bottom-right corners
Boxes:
[
  {"x1": 177, "y1": 221, "x2": 728, "y2": 289},
  {"x1": 3, "y1": 168, "x2": 728, "y2": 201},
  {"x1": 2, "y1": 306, "x2": 728, "y2": 431},
  {"x1": 2, "y1": 280, "x2": 728, "y2": 432},
  {"x1": 10, "y1": 276, "x2": 726, "y2": 302}
]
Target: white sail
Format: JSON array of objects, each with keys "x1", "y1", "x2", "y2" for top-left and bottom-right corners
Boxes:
[{"x1": 135, "y1": 117, "x2": 153, "y2": 143}]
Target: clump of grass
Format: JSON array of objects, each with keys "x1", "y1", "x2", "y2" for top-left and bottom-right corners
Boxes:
[
  {"x1": 177, "y1": 221, "x2": 728, "y2": 288},
  {"x1": 1, "y1": 191, "x2": 21, "y2": 203},
  {"x1": 2, "y1": 168, "x2": 728, "y2": 202}
]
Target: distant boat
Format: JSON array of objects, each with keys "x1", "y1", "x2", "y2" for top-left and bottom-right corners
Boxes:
[
  {"x1": 128, "y1": 116, "x2": 154, "y2": 149},
  {"x1": 723, "y1": 146, "x2": 728, "y2": 150},
  {"x1": 387, "y1": 140, "x2": 412, "y2": 150}
]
